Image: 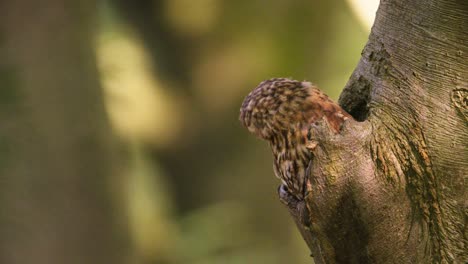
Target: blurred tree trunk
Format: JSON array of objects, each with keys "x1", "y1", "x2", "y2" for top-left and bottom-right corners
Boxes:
[
  {"x1": 0, "y1": 1, "x2": 126, "y2": 263},
  {"x1": 284, "y1": 0, "x2": 468, "y2": 263}
]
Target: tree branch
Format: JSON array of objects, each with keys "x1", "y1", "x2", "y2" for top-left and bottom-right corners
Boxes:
[{"x1": 287, "y1": 0, "x2": 468, "y2": 263}]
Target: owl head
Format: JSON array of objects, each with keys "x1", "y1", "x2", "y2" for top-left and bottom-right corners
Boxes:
[{"x1": 239, "y1": 78, "x2": 315, "y2": 140}]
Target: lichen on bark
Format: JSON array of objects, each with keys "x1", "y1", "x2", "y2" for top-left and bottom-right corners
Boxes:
[{"x1": 370, "y1": 111, "x2": 449, "y2": 262}]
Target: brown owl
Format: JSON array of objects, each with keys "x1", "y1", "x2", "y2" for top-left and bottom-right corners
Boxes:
[{"x1": 239, "y1": 78, "x2": 351, "y2": 199}]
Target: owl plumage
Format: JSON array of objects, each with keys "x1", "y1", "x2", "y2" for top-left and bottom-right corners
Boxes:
[{"x1": 240, "y1": 78, "x2": 350, "y2": 199}]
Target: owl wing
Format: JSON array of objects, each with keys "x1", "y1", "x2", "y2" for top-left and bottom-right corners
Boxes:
[{"x1": 304, "y1": 88, "x2": 352, "y2": 134}]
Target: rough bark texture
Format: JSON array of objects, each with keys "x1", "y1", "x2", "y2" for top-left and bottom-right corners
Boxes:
[
  {"x1": 284, "y1": 0, "x2": 468, "y2": 263},
  {"x1": 0, "y1": 1, "x2": 126, "y2": 263}
]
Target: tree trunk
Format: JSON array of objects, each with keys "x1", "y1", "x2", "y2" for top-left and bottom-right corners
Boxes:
[
  {"x1": 0, "y1": 1, "x2": 126, "y2": 263},
  {"x1": 284, "y1": 0, "x2": 468, "y2": 263}
]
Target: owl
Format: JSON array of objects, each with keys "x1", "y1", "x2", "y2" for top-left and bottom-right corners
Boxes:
[{"x1": 239, "y1": 78, "x2": 350, "y2": 199}]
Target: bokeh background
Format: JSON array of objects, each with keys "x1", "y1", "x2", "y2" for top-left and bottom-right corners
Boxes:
[{"x1": 1, "y1": 0, "x2": 378, "y2": 263}]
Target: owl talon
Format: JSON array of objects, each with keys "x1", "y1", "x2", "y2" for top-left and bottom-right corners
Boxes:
[
  {"x1": 278, "y1": 184, "x2": 311, "y2": 229},
  {"x1": 278, "y1": 184, "x2": 292, "y2": 206}
]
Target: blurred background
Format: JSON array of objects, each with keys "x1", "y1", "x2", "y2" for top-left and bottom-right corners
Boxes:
[{"x1": 0, "y1": 0, "x2": 377, "y2": 263}]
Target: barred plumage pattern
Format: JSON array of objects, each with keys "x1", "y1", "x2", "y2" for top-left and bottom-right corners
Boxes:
[{"x1": 240, "y1": 78, "x2": 350, "y2": 199}]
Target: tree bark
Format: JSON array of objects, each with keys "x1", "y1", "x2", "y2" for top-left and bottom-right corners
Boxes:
[
  {"x1": 284, "y1": 0, "x2": 468, "y2": 263},
  {"x1": 0, "y1": 1, "x2": 126, "y2": 263}
]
